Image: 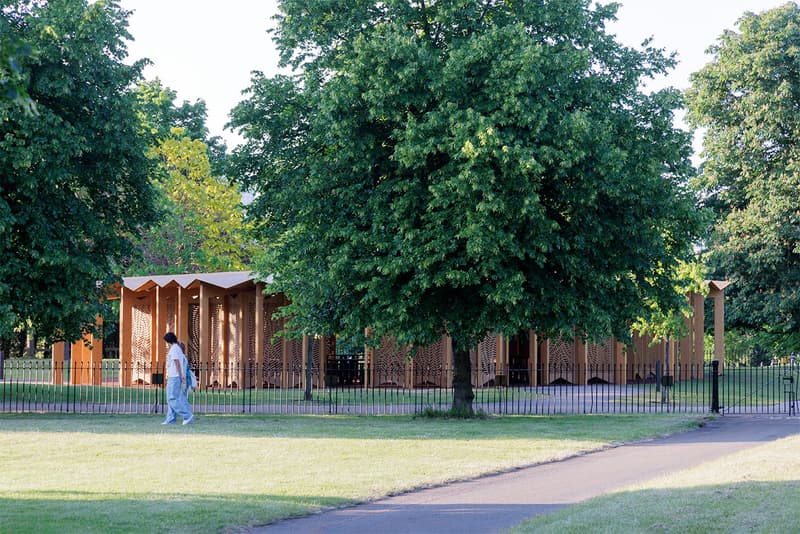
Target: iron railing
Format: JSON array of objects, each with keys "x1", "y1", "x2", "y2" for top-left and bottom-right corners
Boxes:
[{"x1": 1, "y1": 359, "x2": 797, "y2": 416}]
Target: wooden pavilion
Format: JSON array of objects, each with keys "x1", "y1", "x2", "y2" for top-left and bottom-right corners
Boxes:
[{"x1": 51, "y1": 272, "x2": 729, "y2": 388}]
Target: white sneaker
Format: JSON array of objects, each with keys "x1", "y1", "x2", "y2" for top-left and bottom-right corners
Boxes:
[{"x1": 182, "y1": 416, "x2": 194, "y2": 425}]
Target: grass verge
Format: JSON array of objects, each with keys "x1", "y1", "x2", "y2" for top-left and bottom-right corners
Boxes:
[
  {"x1": 0, "y1": 413, "x2": 703, "y2": 533},
  {"x1": 511, "y1": 429, "x2": 800, "y2": 533}
]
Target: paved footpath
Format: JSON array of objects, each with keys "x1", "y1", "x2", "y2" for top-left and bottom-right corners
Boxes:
[{"x1": 250, "y1": 416, "x2": 800, "y2": 534}]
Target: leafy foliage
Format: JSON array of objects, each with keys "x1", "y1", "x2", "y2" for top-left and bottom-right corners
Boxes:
[
  {"x1": 686, "y1": 3, "x2": 800, "y2": 344},
  {"x1": 124, "y1": 127, "x2": 254, "y2": 275},
  {"x1": 0, "y1": 0, "x2": 157, "y2": 343},
  {"x1": 123, "y1": 78, "x2": 253, "y2": 276},
  {"x1": 229, "y1": 0, "x2": 702, "y2": 409}
]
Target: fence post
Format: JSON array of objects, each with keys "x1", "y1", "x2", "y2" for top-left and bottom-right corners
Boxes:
[{"x1": 711, "y1": 360, "x2": 720, "y2": 413}]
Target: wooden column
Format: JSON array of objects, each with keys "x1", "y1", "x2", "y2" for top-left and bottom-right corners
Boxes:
[
  {"x1": 613, "y1": 339, "x2": 627, "y2": 385},
  {"x1": 51, "y1": 342, "x2": 65, "y2": 385},
  {"x1": 540, "y1": 337, "x2": 550, "y2": 386},
  {"x1": 254, "y1": 282, "x2": 264, "y2": 389},
  {"x1": 199, "y1": 282, "x2": 209, "y2": 388},
  {"x1": 693, "y1": 292, "x2": 705, "y2": 368},
  {"x1": 119, "y1": 286, "x2": 134, "y2": 387},
  {"x1": 575, "y1": 337, "x2": 588, "y2": 385},
  {"x1": 155, "y1": 286, "x2": 167, "y2": 375},
  {"x1": 680, "y1": 295, "x2": 695, "y2": 380},
  {"x1": 529, "y1": 331, "x2": 538, "y2": 387},
  {"x1": 149, "y1": 289, "x2": 158, "y2": 381},
  {"x1": 445, "y1": 335, "x2": 454, "y2": 388},
  {"x1": 177, "y1": 286, "x2": 189, "y2": 352},
  {"x1": 90, "y1": 317, "x2": 103, "y2": 386},
  {"x1": 711, "y1": 286, "x2": 726, "y2": 375}
]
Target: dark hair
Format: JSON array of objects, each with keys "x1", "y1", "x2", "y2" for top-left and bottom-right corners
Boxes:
[{"x1": 163, "y1": 332, "x2": 178, "y2": 344}]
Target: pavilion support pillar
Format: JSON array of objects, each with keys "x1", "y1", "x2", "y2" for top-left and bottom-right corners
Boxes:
[
  {"x1": 148, "y1": 289, "x2": 158, "y2": 383},
  {"x1": 301, "y1": 334, "x2": 311, "y2": 392},
  {"x1": 575, "y1": 337, "x2": 588, "y2": 385},
  {"x1": 710, "y1": 284, "x2": 728, "y2": 375},
  {"x1": 119, "y1": 286, "x2": 134, "y2": 387},
  {"x1": 529, "y1": 331, "x2": 538, "y2": 387},
  {"x1": 445, "y1": 335, "x2": 454, "y2": 388},
  {"x1": 199, "y1": 282, "x2": 209, "y2": 388},
  {"x1": 693, "y1": 292, "x2": 705, "y2": 370},
  {"x1": 498, "y1": 334, "x2": 510, "y2": 386},
  {"x1": 539, "y1": 337, "x2": 550, "y2": 386},
  {"x1": 680, "y1": 295, "x2": 695, "y2": 380},
  {"x1": 613, "y1": 339, "x2": 627, "y2": 385},
  {"x1": 51, "y1": 342, "x2": 65, "y2": 385},
  {"x1": 177, "y1": 286, "x2": 189, "y2": 353},
  {"x1": 363, "y1": 328, "x2": 374, "y2": 389},
  {"x1": 254, "y1": 282, "x2": 264, "y2": 389},
  {"x1": 155, "y1": 286, "x2": 167, "y2": 377}
]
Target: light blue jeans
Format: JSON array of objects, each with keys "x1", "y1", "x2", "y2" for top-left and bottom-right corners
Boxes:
[{"x1": 164, "y1": 377, "x2": 193, "y2": 424}]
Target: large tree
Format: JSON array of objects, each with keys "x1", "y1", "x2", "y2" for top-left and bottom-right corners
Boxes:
[
  {"x1": 229, "y1": 0, "x2": 701, "y2": 413},
  {"x1": 686, "y1": 3, "x2": 800, "y2": 348},
  {"x1": 0, "y1": 0, "x2": 157, "y2": 345},
  {"x1": 123, "y1": 80, "x2": 253, "y2": 275}
]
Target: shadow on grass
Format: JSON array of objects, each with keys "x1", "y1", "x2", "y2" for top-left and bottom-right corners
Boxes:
[
  {"x1": 0, "y1": 491, "x2": 348, "y2": 533},
  {"x1": 0, "y1": 412, "x2": 705, "y2": 441}
]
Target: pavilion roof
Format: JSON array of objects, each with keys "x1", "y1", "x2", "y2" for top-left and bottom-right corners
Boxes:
[{"x1": 122, "y1": 271, "x2": 272, "y2": 292}]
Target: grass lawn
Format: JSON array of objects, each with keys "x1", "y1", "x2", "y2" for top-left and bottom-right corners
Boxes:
[
  {"x1": 512, "y1": 431, "x2": 800, "y2": 533},
  {"x1": 0, "y1": 413, "x2": 703, "y2": 533}
]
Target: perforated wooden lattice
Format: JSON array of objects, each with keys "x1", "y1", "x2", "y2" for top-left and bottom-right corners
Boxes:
[
  {"x1": 188, "y1": 304, "x2": 199, "y2": 369},
  {"x1": 477, "y1": 334, "x2": 496, "y2": 386},
  {"x1": 414, "y1": 337, "x2": 446, "y2": 387},
  {"x1": 286, "y1": 337, "x2": 303, "y2": 387},
  {"x1": 374, "y1": 336, "x2": 407, "y2": 387},
  {"x1": 548, "y1": 337, "x2": 574, "y2": 384},
  {"x1": 263, "y1": 302, "x2": 283, "y2": 373},
  {"x1": 131, "y1": 304, "x2": 151, "y2": 384},
  {"x1": 587, "y1": 338, "x2": 614, "y2": 383},
  {"x1": 246, "y1": 300, "x2": 256, "y2": 365},
  {"x1": 208, "y1": 302, "x2": 223, "y2": 386},
  {"x1": 227, "y1": 299, "x2": 241, "y2": 387}
]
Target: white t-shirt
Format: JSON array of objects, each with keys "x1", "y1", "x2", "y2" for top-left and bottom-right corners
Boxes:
[{"x1": 166, "y1": 343, "x2": 187, "y2": 379}]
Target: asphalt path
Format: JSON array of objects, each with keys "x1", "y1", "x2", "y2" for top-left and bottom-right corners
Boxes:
[{"x1": 250, "y1": 416, "x2": 800, "y2": 534}]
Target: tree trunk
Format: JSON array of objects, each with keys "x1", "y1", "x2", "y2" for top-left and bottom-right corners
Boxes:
[{"x1": 452, "y1": 346, "x2": 475, "y2": 416}]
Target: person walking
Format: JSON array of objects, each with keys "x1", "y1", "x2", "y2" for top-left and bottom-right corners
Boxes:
[{"x1": 162, "y1": 332, "x2": 194, "y2": 425}]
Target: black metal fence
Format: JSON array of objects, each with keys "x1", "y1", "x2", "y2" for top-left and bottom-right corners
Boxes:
[{"x1": 1, "y1": 359, "x2": 798, "y2": 416}]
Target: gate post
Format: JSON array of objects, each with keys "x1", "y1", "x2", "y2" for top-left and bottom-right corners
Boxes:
[{"x1": 711, "y1": 360, "x2": 720, "y2": 413}]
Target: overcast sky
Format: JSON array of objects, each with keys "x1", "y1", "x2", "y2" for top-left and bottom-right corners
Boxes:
[{"x1": 120, "y1": 1, "x2": 792, "y2": 149}]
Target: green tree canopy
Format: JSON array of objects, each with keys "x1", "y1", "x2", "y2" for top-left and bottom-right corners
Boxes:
[
  {"x1": 0, "y1": 0, "x2": 157, "y2": 344},
  {"x1": 686, "y1": 3, "x2": 800, "y2": 346},
  {"x1": 124, "y1": 79, "x2": 253, "y2": 276},
  {"x1": 229, "y1": 0, "x2": 702, "y2": 412},
  {"x1": 124, "y1": 127, "x2": 254, "y2": 275},
  {"x1": 135, "y1": 78, "x2": 227, "y2": 172}
]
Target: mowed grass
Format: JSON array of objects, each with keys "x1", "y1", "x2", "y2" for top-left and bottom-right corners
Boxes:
[
  {"x1": 513, "y1": 430, "x2": 800, "y2": 533},
  {"x1": 0, "y1": 413, "x2": 703, "y2": 533}
]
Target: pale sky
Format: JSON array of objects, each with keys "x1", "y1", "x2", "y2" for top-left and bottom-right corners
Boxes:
[{"x1": 120, "y1": 1, "x2": 792, "y2": 149}]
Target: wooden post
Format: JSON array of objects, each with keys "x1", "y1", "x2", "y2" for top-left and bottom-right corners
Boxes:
[
  {"x1": 199, "y1": 282, "x2": 209, "y2": 388},
  {"x1": 177, "y1": 286, "x2": 189, "y2": 354},
  {"x1": 254, "y1": 282, "x2": 264, "y2": 389},
  {"x1": 693, "y1": 292, "x2": 705, "y2": 368},
  {"x1": 119, "y1": 286, "x2": 134, "y2": 387},
  {"x1": 529, "y1": 331, "x2": 538, "y2": 387},
  {"x1": 711, "y1": 286, "x2": 726, "y2": 375},
  {"x1": 575, "y1": 337, "x2": 588, "y2": 385},
  {"x1": 445, "y1": 335, "x2": 454, "y2": 388},
  {"x1": 52, "y1": 342, "x2": 65, "y2": 385},
  {"x1": 90, "y1": 317, "x2": 103, "y2": 386},
  {"x1": 613, "y1": 339, "x2": 627, "y2": 385}
]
